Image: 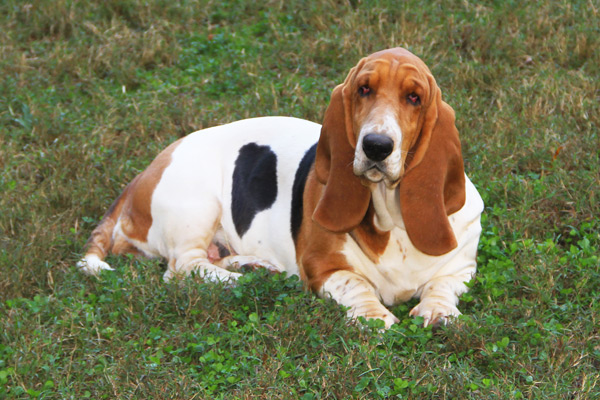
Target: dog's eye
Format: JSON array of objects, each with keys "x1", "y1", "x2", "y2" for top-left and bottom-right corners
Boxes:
[
  {"x1": 358, "y1": 85, "x2": 371, "y2": 97},
  {"x1": 407, "y1": 93, "x2": 421, "y2": 105}
]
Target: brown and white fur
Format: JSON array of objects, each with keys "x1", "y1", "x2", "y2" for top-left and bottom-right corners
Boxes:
[{"x1": 78, "y1": 48, "x2": 484, "y2": 328}]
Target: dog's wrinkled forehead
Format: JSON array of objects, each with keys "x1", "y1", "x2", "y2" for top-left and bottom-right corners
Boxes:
[
  {"x1": 348, "y1": 47, "x2": 435, "y2": 100},
  {"x1": 366, "y1": 47, "x2": 432, "y2": 73}
]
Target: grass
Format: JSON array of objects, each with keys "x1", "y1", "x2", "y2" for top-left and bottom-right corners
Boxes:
[{"x1": 1, "y1": 0, "x2": 599, "y2": 398}]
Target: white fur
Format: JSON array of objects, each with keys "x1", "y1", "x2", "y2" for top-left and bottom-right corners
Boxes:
[
  {"x1": 353, "y1": 109, "x2": 403, "y2": 186},
  {"x1": 320, "y1": 176, "x2": 483, "y2": 327},
  {"x1": 139, "y1": 117, "x2": 320, "y2": 282},
  {"x1": 77, "y1": 254, "x2": 114, "y2": 275},
  {"x1": 320, "y1": 270, "x2": 400, "y2": 329}
]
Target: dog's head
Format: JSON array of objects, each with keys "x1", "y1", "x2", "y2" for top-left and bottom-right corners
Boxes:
[{"x1": 313, "y1": 47, "x2": 466, "y2": 256}]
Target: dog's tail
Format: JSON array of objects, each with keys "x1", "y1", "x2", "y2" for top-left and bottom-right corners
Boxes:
[{"x1": 76, "y1": 183, "x2": 132, "y2": 275}]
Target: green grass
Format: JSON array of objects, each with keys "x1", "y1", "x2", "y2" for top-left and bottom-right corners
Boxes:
[{"x1": 1, "y1": 0, "x2": 599, "y2": 398}]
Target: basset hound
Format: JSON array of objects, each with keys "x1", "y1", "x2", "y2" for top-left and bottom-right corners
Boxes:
[{"x1": 78, "y1": 48, "x2": 484, "y2": 328}]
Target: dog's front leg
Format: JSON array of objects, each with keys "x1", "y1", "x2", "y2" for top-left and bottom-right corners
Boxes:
[
  {"x1": 320, "y1": 270, "x2": 399, "y2": 329},
  {"x1": 409, "y1": 273, "x2": 472, "y2": 327}
]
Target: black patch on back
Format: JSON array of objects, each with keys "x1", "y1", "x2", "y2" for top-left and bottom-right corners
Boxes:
[
  {"x1": 232, "y1": 143, "x2": 278, "y2": 237},
  {"x1": 291, "y1": 143, "x2": 317, "y2": 243}
]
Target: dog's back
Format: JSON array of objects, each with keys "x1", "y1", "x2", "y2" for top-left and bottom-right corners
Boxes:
[{"x1": 78, "y1": 117, "x2": 320, "y2": 281}]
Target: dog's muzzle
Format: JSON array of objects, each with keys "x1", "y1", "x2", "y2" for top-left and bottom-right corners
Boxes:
[{"x1": 354, "y1": 133, "x2": 402, "y2": 187}]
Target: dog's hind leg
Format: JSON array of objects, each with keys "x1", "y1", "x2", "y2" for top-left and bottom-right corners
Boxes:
[
  {"x1": 77, "y1": 183, "x2": 134, "y2": 275},
  {"x1": 163, "y1": 250, "x2": 243, "y2": 283},
  {"x1": 216, "y1": 255, "x2": 281, "y2": 274},
  {"x1": 157, "y1": 200, "x2": 241, "y2": 284}
]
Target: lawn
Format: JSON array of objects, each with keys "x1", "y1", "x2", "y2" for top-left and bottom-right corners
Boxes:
[{"x1": 1, "y1": 0, "x2": 599, "y2": 398}]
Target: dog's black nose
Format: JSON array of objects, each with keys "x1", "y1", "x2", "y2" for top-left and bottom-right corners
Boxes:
[{"x1": 362, "y1": 134, "x2": 394, "y2": 162}]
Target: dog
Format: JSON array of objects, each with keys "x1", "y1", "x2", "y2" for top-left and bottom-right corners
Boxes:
[{"x1": 78, "y1": 48, "x2": 484, "y2": 328}]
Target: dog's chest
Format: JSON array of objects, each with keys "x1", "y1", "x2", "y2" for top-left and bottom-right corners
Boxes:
[{"x1": 342, "y1": 227, "x2": 443, "y2": 305}]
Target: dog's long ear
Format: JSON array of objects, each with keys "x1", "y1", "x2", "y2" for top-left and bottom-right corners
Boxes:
[
  {"x1": 313, "y1": 63, "x2": 371, "y2": 233},
  {"x1": 399, "y1": 79, "x2": 466, "y2": 256}
]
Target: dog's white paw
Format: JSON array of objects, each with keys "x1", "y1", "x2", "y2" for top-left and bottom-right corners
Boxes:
[
  {"x1": 219, "y1": 255, "x2": 281, "y2": 274},
  {"x1": 77, "y1": 255, "x2": 114, "y2": 276},
  {"x1": 350, "y1": 304, "x2": 400, "y2": 329},
  {"x1": 376, "y1": 312, "x2": 401, "y2": 330},
  {"x1": 163, "y1": 262, "x2": 242, "y2": 285},
  {"x1": 409, "y1": 298, "x2": 461, "y2": 327}
]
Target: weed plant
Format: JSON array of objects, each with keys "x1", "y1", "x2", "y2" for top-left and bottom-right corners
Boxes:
[{"x1": 1, "y1": 0, "x2": 598, "y2": 398}]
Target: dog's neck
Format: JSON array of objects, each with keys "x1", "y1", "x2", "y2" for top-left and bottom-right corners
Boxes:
[{"x1": 370, "y1": 183, "x2": 405, "y2": 232}]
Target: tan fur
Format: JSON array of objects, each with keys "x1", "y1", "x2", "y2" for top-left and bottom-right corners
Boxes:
[
  {"x1": 82, "y1": 139, "x2": 181, "y2": 259},
  {"x1": 121, "y1": 139, "x2": 181, "y2": 242},
  {"x1": 350, "y1": 204, "x2": 390, "y2": 264},
  {"x1": 313, "y1": 84, "x2": 371, "y2": 233},
  {"x1": 297, "y1": 169, "x2": 354, "y2": 291},
  {"x1": 84, "y1": 186, "x2": 132, "y2": 259}
]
